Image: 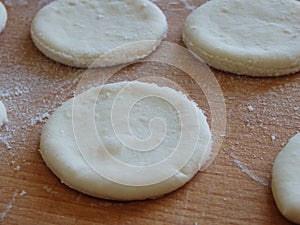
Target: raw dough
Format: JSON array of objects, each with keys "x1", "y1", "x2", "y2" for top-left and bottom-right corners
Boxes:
[
  {"x1": 0, "y1": 101, "x2": 8, "y2": 127},
  {"x1": 183, "y1": 0, "x2": 300, "y2": 77},
  {"x1": 0, "y1": 2, "x2": 7, "y2": 33},
  {"x1": 272, "y1": 133, "x2": 300, "y2": 224},
  {"x1": 31, "y1": 0, "x2": 167, "y2": 68},
  {"x1": 40, "y1": 81, "x2": 212, "y2": 201}
]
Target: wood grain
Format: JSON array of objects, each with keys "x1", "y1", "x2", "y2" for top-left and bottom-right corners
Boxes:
[{"x1": 0, "y1": 0, "x2": 298, "y2": 224}]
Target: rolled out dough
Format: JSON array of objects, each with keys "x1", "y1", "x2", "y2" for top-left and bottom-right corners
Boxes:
[
  {"x1": 31, "y1": 0, "x2": 167, "y2": 68},
  {"x1": 272, "y1": 133, "x2": 300, "y2": 224},
  {"x1": 40, "y1": 81, "x2": 212, "y2": 201},
  {"x1": 183, "y1": 0, "x2": 300, "y2": 77}
]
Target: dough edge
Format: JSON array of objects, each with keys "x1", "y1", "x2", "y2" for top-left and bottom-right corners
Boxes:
[
  {"x1": 31, "y1": 0, "x2": 168, "y2": 68},
  {"x1": 40, "y1": 81, "x2": 212, "y2": 201},
  {"x1": 182, "y1": 0, "x2": 300, "y2": 77},
  {"x1": 0, "y1": 2, "x2": 7, "y2": 33},
  {"x1": 272, "y1": 133, "x2": 300, "y2": 224}
]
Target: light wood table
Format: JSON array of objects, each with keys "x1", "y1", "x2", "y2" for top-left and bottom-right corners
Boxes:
[{"x1": 0, "y1": 1, "x2": 298, "y2": 224}]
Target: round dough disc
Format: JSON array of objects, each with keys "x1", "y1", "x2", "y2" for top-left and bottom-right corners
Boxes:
[
  {"x1": 272, "y1": 133, "x2": 300, "y2": 224},
  {"x1": 31, "y1": 0, "x2": 167, "y2": 68},
  {"x1": 0, "y1": 2, "x2": 7, "y2": 33},
  {"x1": 40, "y1": 81, "x2": 212, "y2": 201},
  {"x1": 183, "y1": 0, "x2": 300, "y2": 77}
]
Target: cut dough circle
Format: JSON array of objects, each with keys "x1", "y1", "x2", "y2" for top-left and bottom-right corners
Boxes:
[
  {"x1": 31, "y1": 0, "x2": 167, "y2": 68},
  {"x1": 183, "y1": 0, "x2": 300, "y2": 77},
  {"x1": 0, "y1": 101, "x2": 8, "y2": 127},
  {"x1": 272, "y1": 133, "x2": 300, "y2": 224},
  {"x1": 0, "y1": 2, "x2": 7, "y2": 33},
  {"x1": 40, "y1": 81, "x2": 212, "y2": 201}
]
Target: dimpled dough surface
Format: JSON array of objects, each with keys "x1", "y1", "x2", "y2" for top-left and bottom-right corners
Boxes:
[
  {"x1": 183, "y1": 0, "x2": 300, "y2": 77},
  {"x1": 272, "y1": 133, "x2": 300, "y2": 224},
  {"x1": 40, "y1": 81, "x2": 212, "y2": 201},
  {"x1": 31, "y1": 0, "x2": 167, "y2": 68}
]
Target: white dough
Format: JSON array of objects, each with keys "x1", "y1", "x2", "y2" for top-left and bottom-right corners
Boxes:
[
  {"x1": 183, "y1": 0, "x2": 300, "y2": 77},
  {"x1": 40, "y1": 81, "x2": 212, "y2": 201},
  {"x1": 0, "y1": 101, "x2": 8, "y2": 127},
  {"x1": 0, "y1": 2, "x2": 7, "y2": 33},
  {"x1": 31, "y1": 0, "x2": 167, "y2": 68},
  {"x1": 272, "y1": 133, "x2": 300, "y2": 224}
]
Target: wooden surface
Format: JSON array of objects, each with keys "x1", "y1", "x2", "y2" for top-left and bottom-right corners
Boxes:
[{"x1": 0, "y1": 0, "x2": 299, "y2": 224}]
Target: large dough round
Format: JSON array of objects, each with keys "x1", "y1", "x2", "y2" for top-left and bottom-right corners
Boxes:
[
  {"x1": 40, "y1": 81, "x2": 212, "y2": 201},
  {"x1": 272, "y1": 133, "x2": 300, "y2": 224},
  {"x1": 31, "y1": 0, "x2": 167, "y2": 68},
  {"x1": 0, "y1": 2, "x2": 7, "y2": 33},
  {"x1": 183, "y1": 0, "x2": 300, "y2": 77}
]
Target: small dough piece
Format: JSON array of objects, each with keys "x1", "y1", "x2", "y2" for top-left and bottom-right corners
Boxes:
[
  {"x1": 40, "y1": 81, "x2": 212, "y2": 201},
  {"x1": 31, "y1": 0, "x2": 167, "y2": 68},
  {"x1": 0, "y1": 101, "x2": 8, "y2": 126},
  {"x1": 0, "y1": 2, "x2": 7, "y2": 33},
  {"x1": 183, "y1": 0, "x2": 300, "y2": 77},
  {"x1": 272, "y1": 133, "x2": 300, "y2": 224}
]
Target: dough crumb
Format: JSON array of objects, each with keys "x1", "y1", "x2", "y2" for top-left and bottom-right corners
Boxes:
[
  {"x1": 0, "y1": 101, "x2": 8, "y2": 127},
  {"x1": 19, "y1": 190, "x2": 27, "y2": 196},
  {"x1": 247, "y1": 105, "x2": 255, "y2": 111},
  {"x1": 13, "y1": 165, "x2": 21, "y2": 172}
]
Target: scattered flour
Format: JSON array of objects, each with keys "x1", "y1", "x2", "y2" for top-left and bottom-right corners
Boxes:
[
  {"x1": 230, "y1": 152, "x2": 269, "y2": 186},
  {"x1": 247, "y1": 105, "x2": 255, "y2": 112},
  {"x1": 0, "y1": 63, "x2": 80, "y2": 152},
  {"x1": 0, "y1": 132, "x2": 12, "y2": 149},
  {"x1": 13, "y1": 165, "x2": 20, "y2": 172},
  {"x1": 30, "y1": 112, "x2": 50, "y2": 126},
  {"x1": 43, "y1": 185, "x2": 58, "y2": 196},
  {"x1": 4, "y1": 0, "x2": 28, "y2": 6},
  {"x1": 19, "y1": 190, "x2": 27, "y2": 196},
  {"x1": 179, "y1": 0, "x2": 196, "y2": 10},
  {"x1": 0, "y1": 101, "x2": 8, "y2": 127},
  {"x1": 0, "y1": 190, "x2": 18, "y2": 222}
]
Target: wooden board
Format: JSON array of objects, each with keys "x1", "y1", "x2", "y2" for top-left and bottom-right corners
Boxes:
[{"x1": 0, "y1": 0, "x2": 298, "y2": 224}]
